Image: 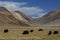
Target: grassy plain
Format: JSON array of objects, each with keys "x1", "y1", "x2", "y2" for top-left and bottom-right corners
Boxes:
[{"x1": 0, "y1": 25, "x2": 60, "y2": 40}]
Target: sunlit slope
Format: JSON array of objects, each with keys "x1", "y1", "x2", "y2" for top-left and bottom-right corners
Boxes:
[
  {"x1": 44, "y1": 19, "x2": 60, "y2": 26},
  {"x1": 0, "y1": 7, "x2": 30, "y2": 26},
  {"x1": 31, "y1": 9, "x2": 60, "y2": 26},
  {"x1": 15, "y1": 11, "x2": 33, "y2": 22}
]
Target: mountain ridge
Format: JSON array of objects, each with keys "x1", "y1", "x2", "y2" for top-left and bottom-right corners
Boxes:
[
  {"x1": 0, "y1": 7, "x2": 32, "y2": 26},
  {"x1": 31, "y1": 8, "x2": 60, "y2": 26}
]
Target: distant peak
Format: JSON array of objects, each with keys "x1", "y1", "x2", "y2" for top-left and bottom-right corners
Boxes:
[
  {"x1": 0, "y1": 7, "x2": 8, "y2": 11},
  {"x1": 53, "y1": 8, "x2": 60, "y2": 11},
  {"x1": 0, "y1": 7, "x2": 5, "y2": 8},
  {"x1": 0, "y1": 7, "x2": 6, "y2": 9},
  {"x1": 15, "y1": 11, "x2": 23, "y2": 14},
  {"x1": 15, "y1": 11, "x2": 19, "y2": 12}
]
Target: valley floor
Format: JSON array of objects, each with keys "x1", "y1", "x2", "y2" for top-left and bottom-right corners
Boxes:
[{"x1": 0, "y1": 25, "x2": 60, "y2": 40}]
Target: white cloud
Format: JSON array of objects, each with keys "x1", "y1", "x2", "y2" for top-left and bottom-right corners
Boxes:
[
  {"x1": 19, "y1": 7, "x2": 47, "y2": 18},
  {"x1": 0, "y1": 1, "x2": 27, "y2": 11},
  {"x1": 0, "y1": 1, "x2": 47, "y2": 18}
]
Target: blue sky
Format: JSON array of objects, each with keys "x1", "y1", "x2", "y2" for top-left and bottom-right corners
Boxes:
[{"x1": 0, "y1": 0, "x2": 60, "y2": 18}]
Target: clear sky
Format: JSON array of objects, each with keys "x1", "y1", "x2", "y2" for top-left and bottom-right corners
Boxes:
[{"x1": 0, "y1": 0, "x2": 60, "y2": 18}]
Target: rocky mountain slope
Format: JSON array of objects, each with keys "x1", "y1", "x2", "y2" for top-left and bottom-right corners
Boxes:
[
  {"x1": 31, "y1": 9, "x2": 60, "y2": 26},
  {"x1": 0, "y1": 7, "x2": 32, "y2": 26},
  {"x1": 15, "y1": 11, "x2": 33, "y2": 22}
]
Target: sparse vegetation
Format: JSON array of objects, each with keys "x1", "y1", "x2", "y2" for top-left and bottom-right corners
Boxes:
[
  {"x1": 0, "y1": 7, "x2": 60, "y2": 40},
  {"x1": 0, "y1": 26, "x2": 59, "y2": 40}
]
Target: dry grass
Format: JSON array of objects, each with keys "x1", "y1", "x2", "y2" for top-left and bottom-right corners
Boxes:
[{"x1": 0, "y1": 25, "x2": 59, "y2": 40}]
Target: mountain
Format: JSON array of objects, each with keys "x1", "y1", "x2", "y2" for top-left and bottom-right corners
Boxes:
[
  {"x1": 0, "y1": 7, "x2": 31, "y2": 26},
  {"x1": 31, "y1": 9, "x2": 60, "y2": 26},
  {"x1": 15, "y1": 11, "x2": 33, "y2": 22}
]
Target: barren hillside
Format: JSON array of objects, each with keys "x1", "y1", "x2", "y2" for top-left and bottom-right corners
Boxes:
[
  {"x1": 15, "y1": 11, "x2": 33, "y2": 22},
  {"x1": 31, "y1": 9, "x2": 60, "y2": 26},
  {"x1": 0, "y1": 7, "x2": 31, "y2": 26}
]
